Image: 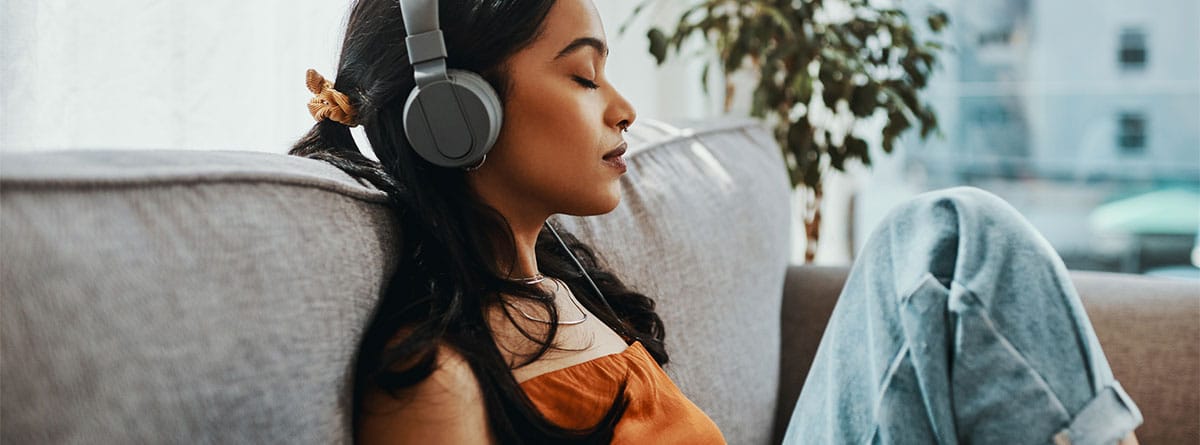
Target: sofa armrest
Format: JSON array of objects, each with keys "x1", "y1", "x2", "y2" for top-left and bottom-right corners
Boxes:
[
  {"x1": 1070, "y1": 271, "x2": 1199, "y2": 445},
  {"x1": 771, "y1": 265, "x2": 1199, "y2": 445},
  {"x1": 772, "y1": 265, "x2": 849, "y2": 444}
]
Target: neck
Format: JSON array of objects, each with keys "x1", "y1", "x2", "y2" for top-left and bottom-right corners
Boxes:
[
  {"x1": 503, "y1": 214, "x2": 545, "y2": 280},
  {"x1": 467, "y1": 176, "x2": 549, "y2": 280}
]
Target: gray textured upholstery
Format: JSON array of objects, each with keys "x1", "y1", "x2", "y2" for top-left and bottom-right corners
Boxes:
[
  {"x1": 1, "y1": 118, "x2": 790, "y2": 444},
  {"x1": 2, "y1": 151, "x2": 402, "y2": 443},
  {"x1": 3, "y1": 118, "x2": 1196, "y2": 444}
]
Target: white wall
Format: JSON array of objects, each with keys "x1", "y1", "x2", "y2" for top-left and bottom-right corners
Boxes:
[
  {"x1": 0, "y1": 0, "x2": 718, "y2": 154},
  {"x1": 1, "y1": 1, "x2": 348, "y2": 152}
]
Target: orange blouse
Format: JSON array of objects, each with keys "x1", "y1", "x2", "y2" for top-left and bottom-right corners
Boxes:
[{"x1": 518, "y1": 341, "x2": 726, "y2": 444}]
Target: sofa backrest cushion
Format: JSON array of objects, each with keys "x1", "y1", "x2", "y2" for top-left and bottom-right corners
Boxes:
[
  {"x1": 0, "y1": 118, "x2": 792, "y2": 444},
  {"x1": 1, "y1": 150, "x2": 401, "y2": 443}
]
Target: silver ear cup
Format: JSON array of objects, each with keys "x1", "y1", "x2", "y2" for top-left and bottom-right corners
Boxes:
[{"x1": 402, "y1": 69, "x2": 503, "y2": 168}]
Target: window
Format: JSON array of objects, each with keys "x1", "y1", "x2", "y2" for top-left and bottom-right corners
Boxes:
[
  {"x1": 978, "y1": 30, "x2": 1013, "y2": 47},
  {"x1": 1119, "y1": 28, "x2": 1148, "y2": 70},
  {"x1": 1117, "y1": 112, "x2": 1147, "y2": 153},
  {"x1": 971, "y1": 105, "x2": 1010, "y2": 124}
]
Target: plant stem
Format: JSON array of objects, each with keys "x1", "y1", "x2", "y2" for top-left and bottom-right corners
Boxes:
[{"x1": 804, "y1": 183, "x2": 824, "y2": 264}]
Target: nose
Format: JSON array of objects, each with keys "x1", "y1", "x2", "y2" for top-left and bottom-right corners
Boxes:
[{"x1": 607, "y1": 85, "x2": 637, "y2": 134}]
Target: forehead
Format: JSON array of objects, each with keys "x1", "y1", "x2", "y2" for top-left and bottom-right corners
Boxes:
[{"x1": 528, "y1": 0, "x2": 607, "y2": 60}]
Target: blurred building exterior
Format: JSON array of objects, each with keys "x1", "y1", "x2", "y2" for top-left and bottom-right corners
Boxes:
[{"x1": 903, "y1": 0, "x2": 1199, "y2": 273}]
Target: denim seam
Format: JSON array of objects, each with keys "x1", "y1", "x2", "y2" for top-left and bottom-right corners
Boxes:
[
  {"x1": 907, "y1": 273, "x2": 955, "y2": 445},
  {"x1": 899, "y1": 272, "x2": 942, "y2": 305},
  {"x1": 859, "y1": 344, "x2": 912, "y2": 445},
  {"x1": 1045, "y1": 263, "x2": 1106, "y2": 395},
  {"x1": 951, "y1": 284, "x2": 1075, "y2": 437}
]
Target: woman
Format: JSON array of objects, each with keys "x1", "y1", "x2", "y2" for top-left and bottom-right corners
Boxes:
[{"x1": 290, "y1": 0, "x2": 1143, "y2": 443}]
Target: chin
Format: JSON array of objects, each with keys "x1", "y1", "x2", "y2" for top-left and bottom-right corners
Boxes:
[
  {"x1": 564, "y1": 189, "x2": 622, "y2": 216},
  {"x1": 594, "y1": 183, "x2": 623, "y2": 214},
  {"x1": 596, "y1": 193, "x2": 621, "y2": 214}
]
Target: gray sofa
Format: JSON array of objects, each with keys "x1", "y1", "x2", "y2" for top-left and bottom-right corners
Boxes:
[{"x1": 2, "y1": 118, "x2": 1196, "y2": 444}]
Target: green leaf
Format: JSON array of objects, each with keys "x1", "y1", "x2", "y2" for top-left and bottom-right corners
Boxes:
[
  {"x1": 822, "y1": 77, "x2": 850, "y2": 108},
  {"x1": 648, "y1": 27, "x2": 668, "y2": 65},
  {"x1": 759, "y1": 5, "x2": 795, "y2": 37},
  {"x1": 918, "y1": 107, "x2": 938, "y2": 139},
  {"x1": 751, "y1": 87, "x2": 767, "y2": 116},
  {"x1": 886, "y1": 110, "x2": 911, "y2": 134},
  {"x1": 787, "y1": 119, "x2": 813, "y2": 166},
  {"x1": 849, "y1": 82, "x2": 879, "y2": 117},
  {"x1": 846, "y1": 136, "x2": 870, "y2": 166},
  {"x1": 725, "y1": 31, "x2": 750, "y2": 72},
  {"x1": 804, "y1": 156, "x2": 822, "y2": 189},
  {"x1": 790, "y1": 71, "x2": 814, "y2": 105},
  {"x1": 765, "y1": 81, "x2": 785, "y2": 112},
  {"x1": 927, "y1": 11, "x2": 949, "y2": 33},
  {"x1": 830, "y1": 140, "x2": 846, "y2": 171}
]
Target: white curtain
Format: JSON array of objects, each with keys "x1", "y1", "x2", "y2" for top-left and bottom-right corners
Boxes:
[
  {"x1": 0, "y1": 0, "x2": 718, "y2": 154},
  {"x1": 1, "y1": 0, "x2": 353, "y2": 153}
]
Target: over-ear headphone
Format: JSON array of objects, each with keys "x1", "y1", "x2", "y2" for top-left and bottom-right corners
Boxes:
[{"x1": 399, "y1": 0, "x2": 503, "y2": 169}]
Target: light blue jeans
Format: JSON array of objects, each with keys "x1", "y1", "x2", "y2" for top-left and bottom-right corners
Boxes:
[{"x1": 782, "y1": 187, "x2": 1143, "y2": 445}]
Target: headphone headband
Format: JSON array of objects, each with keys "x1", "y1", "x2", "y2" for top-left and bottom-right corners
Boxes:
[
  {"x1": 399, "y1": 0, "x2": 438, "y2": 34},
  {"x1": 401, "y1": 0, "x2": 449, "y2": 88}
]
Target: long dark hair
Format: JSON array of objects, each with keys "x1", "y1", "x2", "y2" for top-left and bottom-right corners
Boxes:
[{"x1": 287, "y1": 0, "x2": 667, "y2": 442}]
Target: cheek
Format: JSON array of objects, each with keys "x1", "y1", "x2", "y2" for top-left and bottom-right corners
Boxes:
[
  {"x1": 487, "y1": 83, "x2": 619, "y2": 214},
  {"x1": 502, "y1": 89, "x2": 597, "y2": 166},
  {"x1": 528, "y1": 97, "x2": 593, "y2": 144}
]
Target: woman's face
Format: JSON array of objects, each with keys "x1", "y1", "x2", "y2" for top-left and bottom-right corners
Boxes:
[{"x1": 468, "y1": 0, "x2": 637, "y2": 222}]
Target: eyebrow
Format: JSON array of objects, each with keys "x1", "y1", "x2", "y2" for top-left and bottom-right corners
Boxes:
[{"x1": 554, "y1": 37, "x2": 609, "y2": 60}]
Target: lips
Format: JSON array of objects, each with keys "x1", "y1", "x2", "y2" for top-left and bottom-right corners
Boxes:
[
  {"x1": 603, "y1": 141, "x2": 628, "y2": 172},
  {"x1": 603, "y1": 142, "x2": 627, "y2": 160}
]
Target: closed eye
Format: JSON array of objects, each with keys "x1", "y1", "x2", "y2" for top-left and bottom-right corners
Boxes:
[{"x1": 572, "y1": 75, "x2": 599, "y2": 90}]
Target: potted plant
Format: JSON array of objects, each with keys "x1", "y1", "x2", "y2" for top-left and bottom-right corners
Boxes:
[{"x1": 626, "y1": 0, "x2": 948, "y2": 262}]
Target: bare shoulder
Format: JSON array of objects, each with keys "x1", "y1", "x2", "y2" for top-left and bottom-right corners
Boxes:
[{"x1": 357, "y1": 340, "x2": 495, "y2": 445}]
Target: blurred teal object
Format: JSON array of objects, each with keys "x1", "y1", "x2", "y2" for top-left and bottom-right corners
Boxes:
[
  {"x1": 1143, "y1": 265, "x2": 1200, "y2": 280},
  {"x1": 1088, "y1": 188, "x2": 1200, "y2": 235}
]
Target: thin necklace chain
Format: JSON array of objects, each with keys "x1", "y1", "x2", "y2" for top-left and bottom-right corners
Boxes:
[
  {"x1": 515, "y1": 273, "x2": 546, "y2": 285},
  {"x1": 507, "y1": 277, "x2": 588, "y2": 325}
]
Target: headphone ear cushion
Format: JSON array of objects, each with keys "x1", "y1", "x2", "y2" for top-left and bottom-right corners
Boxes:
[
  {"x1": 402, "y1": 69, "x2": 504, "y2": 168},
  {"x1": 447, "y1": 69, "x2": 503, "y2": 151}
]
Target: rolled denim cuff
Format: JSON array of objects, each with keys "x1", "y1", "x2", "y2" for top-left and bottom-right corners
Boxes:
[{"x1": 1052, "y1": 381, "x2": 1143, "y2": 445}]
